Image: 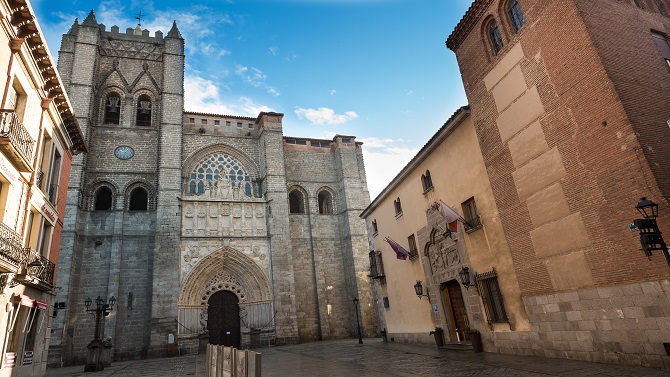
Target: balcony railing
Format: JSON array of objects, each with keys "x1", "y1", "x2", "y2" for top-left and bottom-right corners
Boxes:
[
  {"x1": 22, "y1": 250, "x2": 55, "y2": 289},
  {"x1": 463, "y1": 215, "x2": 483, "y2": 233},
  {"x1": 35, "y1": 168, "x2": 44, "y2": 189},
  {"x1": 0, "y1": 222, "x2": 28, "y2": 272},
  {"x1": 0, "y1": 110, "x2": 34, "y2": 171}
]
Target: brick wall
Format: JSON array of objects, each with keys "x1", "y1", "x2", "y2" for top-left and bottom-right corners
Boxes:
[{"x1": 448, "y1": 0, "x2": 670, "y2": 367}]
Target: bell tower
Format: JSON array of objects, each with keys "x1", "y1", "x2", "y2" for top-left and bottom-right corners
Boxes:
[{"x1": 50, "y1": 10, "x2": 185, "y2": 364}]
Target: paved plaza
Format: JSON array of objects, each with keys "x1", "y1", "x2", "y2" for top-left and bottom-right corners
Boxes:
[{"x1": 44, "y1": 338, "x2": 670, "y2": 376}]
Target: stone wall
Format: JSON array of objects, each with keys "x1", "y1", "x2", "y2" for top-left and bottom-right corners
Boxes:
[{"x1": 487, "y1": 280, "x2": 670, "y2": 369}]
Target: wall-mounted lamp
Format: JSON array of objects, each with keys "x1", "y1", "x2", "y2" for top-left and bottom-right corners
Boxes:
[
  {"x1": 414, "y1": 280, "x2": 429, "y2": 299},
  {"x1": 458, "y1": 266, "x2": 477, "y2": 290},
  {"x1": 633, "y1": 197, "x2": 670, "y2": 267},
  {"x1": 636, "y1": 197, "x2": 659, "y2": 220},
  {"x1": 94, "y1": 239, "x2": 102, "y2": 246}
]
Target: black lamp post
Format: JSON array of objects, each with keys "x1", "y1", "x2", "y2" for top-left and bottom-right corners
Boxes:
[
  {"x1": 352, "y1": 297, "x2": 363, "y2": 344},
  {"x1": 84, "y1": 295, "x2": 116, "y2": 372}
]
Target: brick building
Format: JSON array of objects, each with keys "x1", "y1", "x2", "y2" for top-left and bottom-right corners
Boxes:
[
  {"x1": 48, "y1": 11, "x2": 374, "y2": 366},
  {"x1": 0, "y1": 0, "x2": 86, "y2": 375},
  {"x1": 446, "y1": 0, "x2": 670, "y2": 368}
]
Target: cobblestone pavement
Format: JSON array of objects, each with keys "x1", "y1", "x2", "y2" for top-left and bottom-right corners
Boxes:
[{"x1": 45, "y1": 338, "x2": 670, "y2": 376}]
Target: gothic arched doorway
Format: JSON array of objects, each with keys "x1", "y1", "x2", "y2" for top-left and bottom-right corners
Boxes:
[
  {"x1": 443, "y1": 280, "x2": 469, "y2": 342},
  {"x1": 207, "y1": 290, "x2": 241, "y2": 347}
]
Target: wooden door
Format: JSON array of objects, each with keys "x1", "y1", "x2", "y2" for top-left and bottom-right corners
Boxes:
[
  {"x1": 444, "y1": 280, "x2": 469, "y2": 342},
  {"x1": 207, "y1": 291, "x2": 241, "y2": 347}
]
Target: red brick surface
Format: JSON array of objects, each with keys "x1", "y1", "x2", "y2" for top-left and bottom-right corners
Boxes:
[{"x1": 450, "y1": 0, "x2": 670, "y2": 296}]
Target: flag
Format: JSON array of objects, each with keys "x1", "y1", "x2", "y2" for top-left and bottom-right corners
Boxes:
[
  {"x1": 384, "y1": 237, "x2": 409, "y2": 260},
  {"x1": 434, "y1": 200, "x2": 459, "y2": 236}
]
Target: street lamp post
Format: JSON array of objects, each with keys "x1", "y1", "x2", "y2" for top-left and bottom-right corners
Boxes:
[
  {"x1": 352, "y1": 297, "x2": 363, "y2": 344},
  {"x1": 84, "y1": 295, "x2": 116, "y2": 372}
]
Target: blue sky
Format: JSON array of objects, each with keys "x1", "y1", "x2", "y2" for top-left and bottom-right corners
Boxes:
[{"x1": 32, "y1": 0, "x2": 472, "y2": 198}]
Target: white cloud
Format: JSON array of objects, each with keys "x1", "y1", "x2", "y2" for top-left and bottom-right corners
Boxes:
[
  {"x1": 235, "y1": 65, "x2": 280, "y2": 96},
  {"x1": 405, "y1": 90, "x2": 414, "y2": 96},
  {"x1": 267, "y1": 47, "x2": 278, "y2": 56},
  {"x1": 362, "y1": 144, "x2": 419, "y2": 199},
  {"x1": 184, "y1": 74, "x2": 274, "y2": 117},
  {"x1": 294, "y1": 107, "x2": 358, "y2": 126},
  {"x1": 329, "y1": 89, "x2": 336, "y2": 96}
]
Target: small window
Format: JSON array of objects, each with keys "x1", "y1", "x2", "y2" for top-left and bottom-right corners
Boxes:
[
  {"x1": 369, "y1": 250, "x2": 385, "y2": 279},
  {"x1": 393, "y1": 197, "x2": 403, "y2": 216},
  {"x1": 248, "y1": 123, "x2": 253, "y2": 129},
  {"x1": 237, "y1": 122, "x2": 243, "y2": 128},
  {"x1": 136, "y1": 95, "x2": 152, "y2": 126},
  {"x1": 296, "y1": 140, "x2": 307, "y2": 145},
  {"x1": 421, "y1": 170, "x2": 433, "y2": 192},
  {"x1": 507, "y1": 0, "x2": 525, "y2": 32},
  {"x1": 105, "y1": 93, "x2": 121, "y2": 124},
  {"x1": 488, "y1": 20, "x2": 504, "y2": 55},
  {"x1": 407, "y1": 234, "x2": 418, "y2": 260},
  {"x1": 461, "y1": 197, "x2": 482, "y2": 232},
  {"x1": 285, "y1": 139, "x2": 296, "y2": 144},
  {"x1": 318, "y1": 190, "x2": 333, "y2": 214},
  {"x1": 128, "y1": 187, "x2": 148, "y2": 211},
  {"x1": 288, "y1": 190, "x2": 305, "y2": 214},
  {"x1": 383, "y1": 297, "x2": 390, "y2": 309},
  {"x1": 214, "y1": 120, "x2": 220, "y2": 125},
  {"x1": 372, "y1": 220, "x2": 378, "y2": 235},
  {"x1": 341, "y1": 138, "x2": 351, "y2": 143},
  {"x1": 94, "y1": 187, "x2": 113, "y2": 211},
  {"x1": 226, "y1": 121, "x2": 231, "y2": 127},
  {"x1": 476, "y1": 268, "x2": 509, "y2": 325},
  {"x1": 189, "y1": 118, "x2": 195, "y2": 123},
  {"x1": 201, "y1": 119, "x2": 207, "y2": 125},
  {"x1": 652, "y1": 32, "x2": 670, "y2": 68}
]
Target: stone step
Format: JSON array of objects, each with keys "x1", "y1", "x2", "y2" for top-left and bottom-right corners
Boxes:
[{"x1": 440, "y1": 341, "x2": 473, "y2": 351}]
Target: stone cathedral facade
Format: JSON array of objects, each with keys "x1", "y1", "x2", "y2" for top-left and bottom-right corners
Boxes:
[{"x1": 47, "y1": 11, "x2": 375, "y2": 365}]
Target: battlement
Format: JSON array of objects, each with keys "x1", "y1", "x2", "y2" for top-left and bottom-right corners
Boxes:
[{"x1": 99, "y1": 24, "x2": 165, "y2": 43}]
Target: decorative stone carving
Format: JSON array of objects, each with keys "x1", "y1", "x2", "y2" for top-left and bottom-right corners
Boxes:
[
  {"x1": 100, "y1": 39, "x2": 163, "y2": 61},
  {"x1": 181, "y1": 201, "x2": 267, "y2": 237}
]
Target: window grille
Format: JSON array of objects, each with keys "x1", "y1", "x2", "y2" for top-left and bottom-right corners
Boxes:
[
  {"x1": 372, "y1": 220, "x2": 378, "y2": 235},
  {"x1": 462, "y1": 197, "x2": 483, "y2": 232},
  {"x1": 394, "y1": 198, "x2": 403, "y2": 216},
  {"x1": 475, "y1": 268, "x2": 508, "y2": 326}
]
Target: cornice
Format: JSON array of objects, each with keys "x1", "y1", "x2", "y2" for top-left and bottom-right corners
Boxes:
[{"x1": 446, "y1": 0, "x2": 495, "y2": 51}]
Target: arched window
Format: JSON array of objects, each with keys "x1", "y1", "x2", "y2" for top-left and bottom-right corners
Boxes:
[
  {"x1": 128, "y1": 187, "x2": 148, "y2": 211},
  {"x1": 94, "y1": 187, "x2": 113, "y2": 211},
  {"x1": 104, "y1": 93, "x2": 121, "y2": 124},
  {"x1": 507, "y1": 0, "x2": 525, "y2": 32},
  {"x1": 488, "y1": 20, "x2": 504, "y2": 55},
  {"x1": 289, "y1": 190, "x2": 305, "y2": 214},
  {"x1": 421, "y1": 170, "x2": 433, "y2": 192},
  {"x1": 136, "y1": 94, "x2": 152, "y2": 127},
  {"x1": 188, "y1": 153, "x2": 253, "y2": 198},
  {"x1": 318, "y1": 190, "x2": 333, "y2": 215}
]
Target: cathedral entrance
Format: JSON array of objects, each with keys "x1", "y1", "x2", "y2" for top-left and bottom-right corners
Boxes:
[
  {"x1": 443, "y1": 280, "x2": 469, "y2": 342},
  {"x1": 207, "y1": 291, "x2": 241, "y2": 347}
]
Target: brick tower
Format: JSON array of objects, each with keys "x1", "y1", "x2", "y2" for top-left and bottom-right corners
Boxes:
[{"x1": 447, "y1": 0, "x2": 670, "y2": 367}]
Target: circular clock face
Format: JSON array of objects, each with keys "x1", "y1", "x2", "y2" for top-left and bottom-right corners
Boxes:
[{"x1": 114, "y1": 146, "x2": 135, "y2": 160}]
